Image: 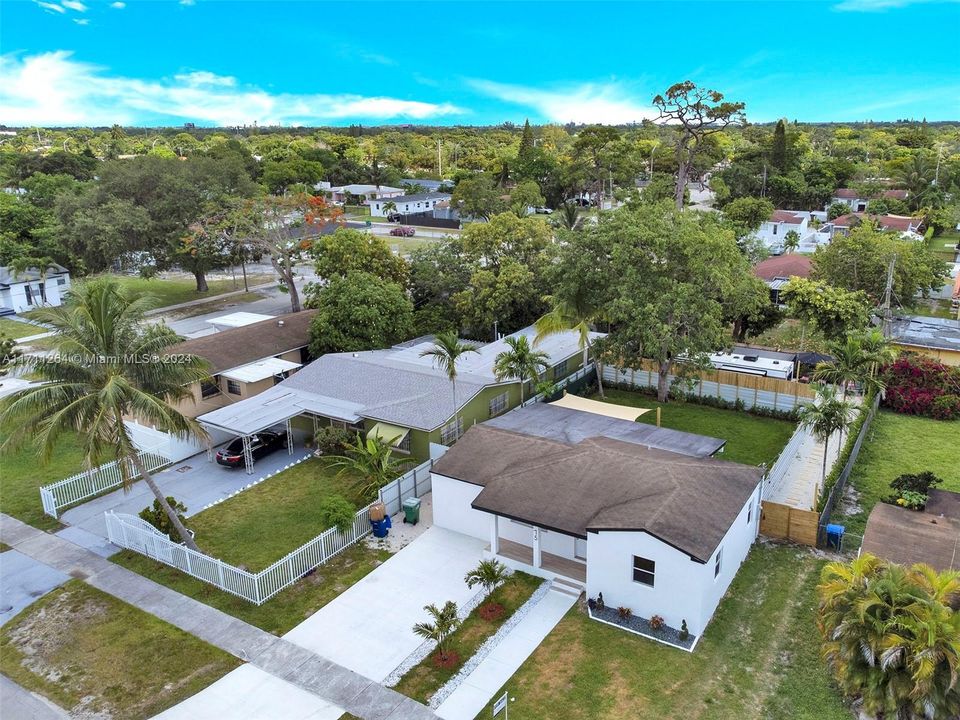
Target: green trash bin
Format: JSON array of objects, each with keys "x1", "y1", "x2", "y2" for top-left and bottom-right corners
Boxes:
[{"x1": 402, "y1": 497, "x2": 421, "y2": 525}]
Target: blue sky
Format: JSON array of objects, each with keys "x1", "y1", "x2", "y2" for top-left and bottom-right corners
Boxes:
[{"x1": 1, "y1": 0, "x2": 958, "y2": 127}]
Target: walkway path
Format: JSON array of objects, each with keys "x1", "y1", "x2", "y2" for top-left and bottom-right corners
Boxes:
[
  {"x1": 0, "y1": 675, "x2": 69, "y2": 720},
  {"x1": 0, "y1": 514, "x2": 437, "y2": 720},
  {"x1": 434, "y1": 584, "x2": 577, "y2": 720}
]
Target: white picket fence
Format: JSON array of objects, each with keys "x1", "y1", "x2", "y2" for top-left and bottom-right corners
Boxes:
[
  {"x1": 40, "y1": 443, "x2": 171, "y2": 519},
  {"x1": 105, "y1": 458, "x2": 433, "y2": 604}
]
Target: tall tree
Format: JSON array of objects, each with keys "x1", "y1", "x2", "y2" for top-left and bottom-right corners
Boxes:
[
  {"x1": 535, "y1": 289, "x2": 607, "y2": 397},
  {"x1": 780, "y1": 278, "x2": 871, "y2": 342},
  {"x1": 602, "y1": 203, "x2": 755, "y2": 402},
  {"x1": 419, "y1": 331, "x2": 479, "y2": 440},
  {"x1": 245, "y1": 194, "x2": 343, "y2": 312},
  {"x1": 0, "y1": 279, "x2": 208, "y2": 551},
  {"x1": 492, "y1": 335, "x2": 550, "y2": 403},
  {"x1": 770, "y1": 119, "x2": 788, "y2": 173},
  {"x1": 653, "y1": 82, "x2": 746, "y2": 209},
  {"x1": 309, "y1": 228, "x2": 409, "y2": 286}
]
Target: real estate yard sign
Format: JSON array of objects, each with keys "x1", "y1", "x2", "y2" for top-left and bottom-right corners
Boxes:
[{"x1": 493, "y1": 691, "x2": 508, "y2": 718}]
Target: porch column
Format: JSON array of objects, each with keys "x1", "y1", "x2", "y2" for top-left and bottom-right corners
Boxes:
[
  {"x1": 490, "y1": 515, "x2": 499, "y2": 555},
  {"x1": 286, "y1": 418, "x2": 294, "y2": 455},
  {"x1": 312, "y1": 415, "x2": 320, "y2": 438},
  {"x1": 532, "y1": 526, "x2": 542, "y2": 569},
  {"x1": 242, "y1": 434, "x2": 254, "y2": 475}
]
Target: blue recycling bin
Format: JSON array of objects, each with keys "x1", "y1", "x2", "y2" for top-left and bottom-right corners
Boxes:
[
  {"x1": 370, "y1": 516, "x2": 391, "y2": 538},
  {"x1": 826, "y1": 523, "x2": 845, "y2": 550}
]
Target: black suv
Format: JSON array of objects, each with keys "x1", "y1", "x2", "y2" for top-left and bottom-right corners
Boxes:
[{"x1": 215, "y1": 430, "x2": 288, "y2": 468}]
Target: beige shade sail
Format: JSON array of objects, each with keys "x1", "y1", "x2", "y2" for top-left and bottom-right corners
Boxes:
[
  {"x1": 368, "y1": 422, "x2": 409, "y2": 446},
  {"x1": 549, "y1": 394, "x2": 649, "y2": 422}
]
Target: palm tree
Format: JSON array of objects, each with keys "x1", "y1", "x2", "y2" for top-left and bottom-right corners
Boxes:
[
  {"x1": 0, "y1": 279, "x2": 209, "y2": 551},
  {"x1": 534, "y1": 290, "x2": 606, "y2": 398},
  {"x1": 412, "y1": 601, "x2": 462, "y2": 663},
  {"x1": 381, "y1": 200, "x2": 397, "y2": 220},
  {"x1": 813, "y1": 336, "x2": 870, "y2": 400},
  {"x1": 858, "y1": 328, "x2": 898, "y2": 382},
  {"x1": 493, "y1": 335, "x2": 550, "y2": 403},
  {"x1": 555, "y1": 202, "x2": 581, "y2": 231},
  {"x1": 327, "y1": 433, "x2": 410, "y2": 499},
  {"x1": 797, "y1": 384, "x2": 853, "y2": 486},
  {"x1": 464, "y1": 559, "x2": 510, "y2": 599},
  {"x1": 419, "y1": 331, "x2": 479, "y2": 441},
  {"x1": 894, "y1": 154, "x2": 936, "y2": 211},
  {"x1": 782, "y1": 230, "x2": 800, "y2": 254},
  {"x1": 10, "y1": 255, "x2": 56, "y2": 305}
]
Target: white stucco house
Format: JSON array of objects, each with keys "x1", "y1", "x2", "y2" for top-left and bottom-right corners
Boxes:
[
  {"x1": 430, "y1": 402, "x2": 764, "y2": 643},
  {"x1": 369, "y1": 192, "x2": 452, "y2": 218},
  {"x1": 752, "y1": 210, "x2": 832, "y2": 254},
  {"x1": 314, "y1": 183, "x2": 405, "y2": 205},
  {"x1": 0, "y1": 263, "x2": 71, "y2": 314},
  {"x1": 827, "y1": 188, "x2": 909, "y2": 213}
]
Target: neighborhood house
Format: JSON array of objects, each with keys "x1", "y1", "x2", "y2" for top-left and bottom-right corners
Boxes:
[
  {"x1": 431, "y1": 402, "x2": 764, "y2": 639},
  {"x1": 0, "y1": 263, "x2": 71, "y2": 314},
  {"x1": 827, "y1": 188, "x2": 909, "y2": 213},
  {"x1": 369, "y1": 192, "x2": 452, "y2": 218},
  {"x1": 196, "y1": 325, "x2": 601, "y2": 472}
]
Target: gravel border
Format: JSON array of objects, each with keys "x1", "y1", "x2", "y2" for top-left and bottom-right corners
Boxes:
[
  {"x1": 428, "y1": 579, "x2": 551, "y2": 708},
  {"x1": 588, "y1": 605, "x2": 697, "y2": 651}
]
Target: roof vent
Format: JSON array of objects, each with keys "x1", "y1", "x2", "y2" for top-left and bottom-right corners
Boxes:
[{"x1": 743, "y1": 356, "x2": 759, "y2": 362}]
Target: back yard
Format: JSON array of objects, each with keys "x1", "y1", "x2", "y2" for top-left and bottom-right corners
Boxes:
[
  {"x1": 0, "y1": 580, "x2": 239, "y2": 719},
  {"x1": 473, "y1": 545, "x2": 850, "y2": 720},
  {"x1": 831, "y1": 411, "x2": 959, "y2": 538},
  {"x1": 595, "y1": 389, "x2": 796, "y2": 467}
]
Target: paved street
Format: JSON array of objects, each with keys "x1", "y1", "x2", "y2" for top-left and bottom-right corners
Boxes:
[{"x1": 0, "y1": 548, "x2": 70, "y2": 626}]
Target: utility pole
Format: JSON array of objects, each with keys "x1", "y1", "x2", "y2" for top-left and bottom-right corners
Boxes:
[
  {"x1": 438, "y1": 138, "x2": 442, "y2": 177},
  {"x1": 761, "y1": 163, "x2": 768, "y2": 198},
  {"x1": 880, "y1": 254, "x2": 897, "y2": 338},
  {"x1": 933, "y1": 144, "x2": 943, "y2": 186}
]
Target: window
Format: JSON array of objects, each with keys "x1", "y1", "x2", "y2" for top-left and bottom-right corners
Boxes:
[
  {"x1": 747, "y1": 503, "x2": 752, "y2": 525},
  {"x1": 200, "y1": 377, "x2": 221, "y2": 399},
  {"x1": 714, "y1": 548, "x2": 723, "y2": 578},
  {"x1": 24, "y1": 284, "x2": 33, "y2": 306},
  {"x1": 392, "y1": 433, "x2": 412, "y2": 454},
  {"x1": 226, "y1": 379, "x2": 242, "y2": 395},
  {"x1": 488, "y1": 391, "x2": 509, "y2": 418},
  {"x1": 772, "y1": 225, "x2": 778, "y2": 235},
  {"x1": 57, "y1": 278, "x2": 66, "y2": 285},
  {"x1": 440, "y1": 418, "x2": 463, "y2": 445},
  {"x1": 553, "y1": 359, "x2": 568, "y2": 377},
  {"x1": 633, "y1": 556, "x2": 655, "y2": 587}
]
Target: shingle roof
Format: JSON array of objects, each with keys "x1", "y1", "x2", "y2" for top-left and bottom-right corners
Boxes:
[
  {"x1": 441, "y1": 426, "x2": 762, "y2": 563},
  {"x1": 889, "y1": 315, "x2": 960, "y2": 353},
  {"x1": 753, "y1": 254, "x2": 812, "y2": 282},
  {"x1": 377, "y1": 193, "x2": 451, "y2": 204},
  {"x1": 167, "y1": 310, "x2": 315, "y2": 374},
  {"x1": 770, "y1": 210, "x2": 804, "y2": 224},
  {"x1": 831, "y1": 213, "x2": 922, "y2": 232}
]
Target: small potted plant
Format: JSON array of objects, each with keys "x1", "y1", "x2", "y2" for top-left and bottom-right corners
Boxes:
[
  {"x1": 649, "y1": 614, "x2": 665, "y2": 631},
  {"x1": 679, "y1": 620, "x2": 690, "y2": 641},
  {"x1": 617, "y1": 606, "x2": 632, "y2": 620}
]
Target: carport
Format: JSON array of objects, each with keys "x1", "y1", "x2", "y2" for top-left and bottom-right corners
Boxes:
[{"x1": 197, "y1": 385, "x2": 366, "y2": 474}]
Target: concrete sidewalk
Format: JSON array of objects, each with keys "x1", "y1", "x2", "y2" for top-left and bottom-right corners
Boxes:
[
  {"x1": 0, "y1": 514, "x2": 438, "y2": 720},
  {"x1": 0, "y1": 675, "x2": 69, "y2": 720},
  {"x1": 434, "y1": 587, "x2": 576, "y2": 720}
]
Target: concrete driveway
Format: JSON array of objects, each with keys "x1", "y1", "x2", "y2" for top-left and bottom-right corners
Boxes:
[
  {"x1": 0, "y1": 549, "x2": 70, "y2": 626},
  {"x1": 153, "y1": 665, "x2": 344, "y2": 720},
  {"x1": 283, "y1": 527, "x2": 487, "y2": 682},
  {"x1": 60, "y1": 441, "x2": 313, "y2": 541}
]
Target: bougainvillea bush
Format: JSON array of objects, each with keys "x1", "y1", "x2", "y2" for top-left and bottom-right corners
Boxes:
[{"x1": 880, "y1": 355, "x2": 960, "y2": 420}]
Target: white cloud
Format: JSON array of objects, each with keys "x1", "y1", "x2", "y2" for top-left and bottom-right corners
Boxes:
[
  {"x1": 61, "y1": 0, "x2": 88, "y2": 11},
  {"x1": 0, "y1": 51, "x2": 466, "y2": 126},
  {"x1": 179, "y1": 0, "x2": 195, "y2": 5},
  {"x1": 73, "y1": 17, "x2": 89, "y2": 25},
  {"x1": 467, "y1": 78, "x2": 656, "y2": 124},
  {"x1": 110, "y1": 1, "x2": 126, "y2": 7},
  {"x1": 833, "y1": 0, "x2": 958, "y2": 11},
  {"x1": 35, "y1": 1, "x2": 66, "y2": 14}
]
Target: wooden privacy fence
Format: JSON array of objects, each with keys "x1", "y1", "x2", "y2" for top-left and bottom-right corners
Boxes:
[
  {"x1": 106, "y1": 458, "x2": 433, "y2": 604},
  {"x1": 760, "y1": 501, "x2": 820, "y2": 546},
  {"x1": 40, "y1": 443, "x2": 171, "y2": 519},
  {"x1": 603, "y1": 362, "x2": 815, "y2": 412}
]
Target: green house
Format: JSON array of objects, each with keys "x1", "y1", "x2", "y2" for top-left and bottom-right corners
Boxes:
[{"x1": 197, "y1": 326, "x2": 602, "y2": 472}]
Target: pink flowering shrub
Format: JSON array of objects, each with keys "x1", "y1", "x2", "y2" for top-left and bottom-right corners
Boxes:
[{"x1": 881, "y1": 356, "x2": 960, "y2": 420}]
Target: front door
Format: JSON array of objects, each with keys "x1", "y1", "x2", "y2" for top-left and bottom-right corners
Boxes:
[{"x1": 574, "y1": 538, "x2": 587, "y2": 560}]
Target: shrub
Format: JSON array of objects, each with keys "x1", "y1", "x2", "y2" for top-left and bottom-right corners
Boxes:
[
  {"x1": 318, "y1": 494, "x2": 357, "y2": 533},
  {"x1": 617, "y1": 606, "x2": 632, "y2": 620},
  {"x1": 314, "y1": 425, "x2": 353, "y2": 455},
  {"x1": 891, "y1": 470, "x2": 943, "y2": 495},
  {"x1": 139, "y1": 496, "x2": 189, "y2": 543},
  {"x1": 895, "y1": 491, "x2": 928, "y2": 510},
  {"x1": 881, "y1": 356, "x2": 960, "y2": 420},
  {"x1": 649, "y1": 614, "x2": 665, "y2": 630},
  {"x1": 679, "y1": 619, "x2": 690, "y2": 641}
]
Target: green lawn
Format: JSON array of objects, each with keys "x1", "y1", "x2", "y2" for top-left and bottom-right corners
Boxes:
[
  {"x1": 185, "y1": 457, "x2": 369, "y2": 571},
  {"x1": 79, "y1": 272, "x2": 276, "y2": 311},
  {"x1": 908, "y1": 298, "x2": 959, "y2": 320},
  {"x1": 0, "y1": 431, "x2": 88, "y2": 531},
  {"x1": 472, "y1": 546, "x2": 850, "y2": 720},
  {"x1": 930, "y1": 232, "x2": 959, "y2": 262},
  {"x1": 830, "y1": 411, "x2": 960, "y2": 538},
  {"x1": 112, "y1": 543, "x2": 391, "y2": 635},
  {"x1": 594, "y1": 389, "x2": 796, "y2": 467},
  {"x1": 0, "y1": 580, "x2": 239, "y2": 719},
  {"x1": 395, "y1": 572, "x2": 543, "y2": 704},
  {"x1": 0, "y1": 317, "x2": 39, "y2": 339}
]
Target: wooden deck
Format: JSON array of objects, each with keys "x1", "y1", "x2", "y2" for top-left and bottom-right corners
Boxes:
[{"x1": 496, "y1": 538, "x2": 587, "y2": 583}]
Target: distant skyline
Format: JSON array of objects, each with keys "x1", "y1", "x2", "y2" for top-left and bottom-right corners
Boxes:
[{"x1": 1, "y1": 0, "x2": 959, "y2": 128}]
